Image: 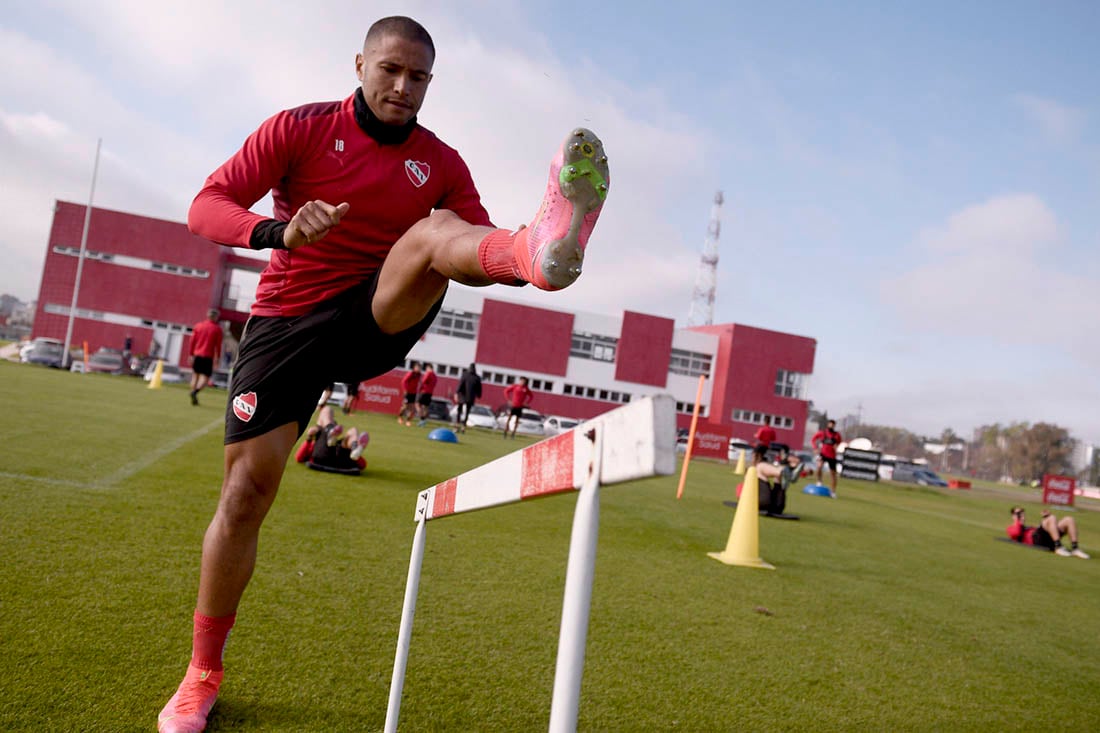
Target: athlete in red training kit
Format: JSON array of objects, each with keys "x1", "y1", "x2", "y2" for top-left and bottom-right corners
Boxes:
[
  {"x1": 157, "y1": 15, "x2": 610, "y2": 733},
  {"x1": 811, "y1": 418, "x2": 843, "y2": 497}
]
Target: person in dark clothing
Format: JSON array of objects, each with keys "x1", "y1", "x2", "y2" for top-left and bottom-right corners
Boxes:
[{"x1": 453, "y1": 363, "x2": 483, "y2": 432}]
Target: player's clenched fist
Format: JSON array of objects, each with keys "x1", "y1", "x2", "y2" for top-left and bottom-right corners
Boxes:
[{"x1": 283, "y1": 200, "x2": 351, "y2": 249}]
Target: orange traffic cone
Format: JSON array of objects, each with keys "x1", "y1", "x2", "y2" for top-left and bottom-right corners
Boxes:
[
  {"x1": 708, "y1": 466, "x2": 775, "y2": 569},
  {"x1": 147, "y1": 359, "x2": 164, "y2": 389}
]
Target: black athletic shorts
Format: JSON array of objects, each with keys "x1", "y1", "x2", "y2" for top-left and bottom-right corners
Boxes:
[
  {"x1": 1031, "y1": 526, "x2": 1056, "y2": 550},
  {"x1": 403, "y1": 393, "x2": 417, "y2": 405},
  {"x1": 821, "y1": 455, "x2": 838, "y2": 471},
  {"x1": 509, "y1": 406, "x2": 524, "y2": 417},
  {"x1": 192, "y1": 356, "x2": 214, "y2": 377},
  {"x1": 224, "y1": 275, "x2": 444, "y2": 444},
  {"x1": 417, "y1": 392, "x2": 434, "y2": 406}
]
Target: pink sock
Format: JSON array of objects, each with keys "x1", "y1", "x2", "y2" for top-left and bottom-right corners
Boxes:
[
  {"x1": 191, "y1": 610, "x2": 236, "y2": 671},
  {"x1": 477, "y1": 230, "x2": 525, "y2": 285}
]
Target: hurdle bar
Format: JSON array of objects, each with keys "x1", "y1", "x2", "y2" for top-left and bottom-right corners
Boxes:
[{"x1": 384, "y1": 394, "x2": 676, "y2": 733}]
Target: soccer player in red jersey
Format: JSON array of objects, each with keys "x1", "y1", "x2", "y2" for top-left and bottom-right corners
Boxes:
[
  {"x1": 187, "y1": 309, "x2": 223, "y2": 406},
  {"x1": 158, "y1": 16, "x2": 610, "y2": 732},
  {"x1": 811, "y1": 418, "x2": 843, "y2": 497},
  {"x1": 502, "y1": 376, "x2": 535, "y2": 439}
]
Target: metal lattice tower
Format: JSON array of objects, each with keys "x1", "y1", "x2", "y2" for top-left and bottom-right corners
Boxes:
[{"x1": 687, "y1": 191, "x2": 723, "y2": 326}]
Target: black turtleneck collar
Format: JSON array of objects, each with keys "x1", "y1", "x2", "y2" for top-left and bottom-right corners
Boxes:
[{"x1": 353, "y1": 87, "x2": 417, "y2": 145}]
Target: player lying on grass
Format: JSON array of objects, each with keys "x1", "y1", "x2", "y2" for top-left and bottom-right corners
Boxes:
[
  {"x1": 1006, "y1": 506, "x2": 1089, "y2": 558},
  {"x1": 295, "y1": 405, "x2": 369, "y2": 473}
]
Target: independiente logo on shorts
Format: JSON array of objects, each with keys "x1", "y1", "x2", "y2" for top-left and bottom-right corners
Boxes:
[{"x1": 233, "y1": 391, "x2": 257, "y2": 422}]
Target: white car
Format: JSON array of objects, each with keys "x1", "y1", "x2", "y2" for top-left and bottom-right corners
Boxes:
[
  {"x1": 543, "y1": 415, "x2": 581, "y2": 436},
  {"x1": 449, "y1": 403, "x2": 498, "y2": 429},
  {"x1": 496, "y1": 408, "x2": 546, "y2": 436},
  {"x1": 143, "y1": 362, "x2": 187, "y2": 383}
]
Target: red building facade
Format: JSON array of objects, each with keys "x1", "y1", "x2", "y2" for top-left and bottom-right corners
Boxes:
[{"x1": 30, "y1": 203, "x2": 817, "y2": 446}]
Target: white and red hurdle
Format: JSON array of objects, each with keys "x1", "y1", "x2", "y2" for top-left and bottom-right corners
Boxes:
[{"x1": 384, "y1": 395, "x2": 676, "y2": 732}]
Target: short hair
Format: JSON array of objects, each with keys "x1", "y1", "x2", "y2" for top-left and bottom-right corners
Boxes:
[
  {"x1": 207, "y1": 308, "x2": 219, "y2": 319},
  {"x1": 827, "y1": 419, "x2": 836, "y2": 426},
  {"x1": 1010, "y1": 506, "x2": 1024, "y2": 516},
  {"x1": 423, "y1": 363, "x2": 432, "y2": 370},
  {"x1": 365, "y1": 16, "x2": 435, "y2": 59}
]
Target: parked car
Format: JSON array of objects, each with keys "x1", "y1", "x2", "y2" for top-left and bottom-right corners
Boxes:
[
  {"x1": 210, "y1": 369, "x2": 231, "y2": 390},
  {"x1": 143, "y1": 362, "x2": 187, "y2": 383},
  {"x1": 891, "y1": 464, "x2": 948, "y2": 487},
  {"x1": 422, "y1": 397, "x2": 453, "y2": 422},
  {"x1": 543, "y1": 415, "x2": 581, "y2": 436},
  {"x1": 86, "y1": 348, "x2": 125, "y2": 374},
  {"x1": 495, "y1": 408, "x2": 546, "y2": 436},
  {"x1": 19, "y1": 337, "x2": 65, "y2": 368},
  {"x1": 449, "y1": 403, "x2": 498, "y2": 429}
]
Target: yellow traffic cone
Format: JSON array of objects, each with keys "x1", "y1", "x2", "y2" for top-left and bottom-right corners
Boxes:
[
  {"x1": 148, "y1": 359, "x2": 164, "y2": 389},
  {"x1": 708, "y1": 466, "x2": 775, "y2": 569},
  {"x1": 732, "y1": 448, "x2": 746, "y2": 475}
]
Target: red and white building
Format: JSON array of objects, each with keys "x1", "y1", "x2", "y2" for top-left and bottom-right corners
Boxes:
[{"x1": 31, "y1": 201, "x2": 817, "y2": 447}]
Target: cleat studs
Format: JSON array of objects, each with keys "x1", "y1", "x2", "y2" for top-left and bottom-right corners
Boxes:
[
  {"x1": 566, "y1": 165, "x2": 577, "y2": 176},
  {"x1": 598, "y1": 183, "x2": 608, "y2": 191},
  {"x1": 599, "y1": 156, "x2": 607, "y2": 164},
  {"x1": 548, "y1": 260, "x2": 559, "y2": 269},
  {"x1": 573, "y1": 129, "x2": 585, "y2": 137},
  {"x1": 570, "y1": 142, "x2": 582, "y2": 152},
  {"x1": 569, "y1": 267, "x2": 582, "y2": 277}
]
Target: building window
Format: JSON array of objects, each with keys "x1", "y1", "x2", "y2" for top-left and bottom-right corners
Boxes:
[
  {"x1": 676, "y1": 401, "x2": 707, "y2": 416},
  {"x1": 669, "y1": 348, "x2": 712, "y2": 377},
  {"x1": 427, "y1": 308, "x2": 479, "y2": 340},
  {"x1": 775, "y1": 369, "x2": 807, "y2": 399},
  {"x1": 571, "y1": 332, "x2": 618, "y2": 362},
  {"x1": 52, "y1": 245, "x2": 210, "y2": 278},
  {"x1": 732, "y1": 409, "x2": 794, "y2": 430}
]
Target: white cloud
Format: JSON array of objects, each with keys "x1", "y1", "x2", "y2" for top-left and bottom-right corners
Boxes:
[
  {"x1": 882, "y1": 194, "x2": 1100, "y2": 364},
  {"x1": 1012, "y1": 93, "x2": 1086, "y2": 144}
]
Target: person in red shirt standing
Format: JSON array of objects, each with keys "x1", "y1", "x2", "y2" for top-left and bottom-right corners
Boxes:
[
  {"x1": 1006, "y1": 506, "x2": 1089, "y2": 558},
  {"x1": 397, "y1": 362, "x2": 421, "y2": 426},
  {"x1": 158, "y1": 15, "x2": 611, "y2": 732},
  {"x1": 811, "y1": 419, "x2": 843, "y2": 497},
  {"x1": 415, "y1": 362, "x2": 437, "y2": 426},
  {"x1": 753, "y1": 416, "x2": 777, "y2": 450},
  {"x1": 502, "y1": 376, "x2": 534, "y2": 439},
  {"x1": 188, "y1": 309, "x2": 223, "y2": 406}
]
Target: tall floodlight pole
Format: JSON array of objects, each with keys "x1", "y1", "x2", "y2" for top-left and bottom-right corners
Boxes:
[
  {"x1": 62, "y1": 137, "x2": 101, "y2": 368},
  {"x1": 687, "y1": 191, "x2": 723, "y2": 327}
]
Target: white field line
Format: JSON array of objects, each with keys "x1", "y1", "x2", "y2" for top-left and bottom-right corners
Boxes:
[
  {"x1": 2, "y1": 417, "x2": 223, "y2": 490},
  {"x1": 96, "y1": 418, "x2": 224, "y2": 488}
]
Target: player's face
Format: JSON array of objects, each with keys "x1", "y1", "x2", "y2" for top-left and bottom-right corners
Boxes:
[{"x1": 356, "y1": 34, "x2": 434, "y2": 126}]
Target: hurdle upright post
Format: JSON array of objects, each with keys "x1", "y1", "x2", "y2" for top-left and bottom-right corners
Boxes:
[
  {"x1": 384, "y1": 509, "x2": 428, "y2": 733},
  {"x1": 548, "y1": 428, "x2": 603, "y2": 733}
]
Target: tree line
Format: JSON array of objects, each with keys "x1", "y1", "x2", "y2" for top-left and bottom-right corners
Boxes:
[{"x1": 845, "y1": 421, "x2": 1089, "y2": 485}]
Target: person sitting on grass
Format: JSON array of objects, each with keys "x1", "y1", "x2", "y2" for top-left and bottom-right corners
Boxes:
[
  {"x1": 1006, "y1": 506, "x2": 1089, "y2": 558},
  {"x1": 746, "y1": 445, "x2": 806, "y2": 515},
  {"x1": 295, "y1": 405, "x2": 370, "y2": 474}
]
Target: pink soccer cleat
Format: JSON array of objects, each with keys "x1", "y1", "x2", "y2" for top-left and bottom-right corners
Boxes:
[
  {"x1": 157, "y1": 664, "x2": 223, "y2": 733},
  {"x1": 513, "y1": 127, "x2": 610, "y2": 290}
]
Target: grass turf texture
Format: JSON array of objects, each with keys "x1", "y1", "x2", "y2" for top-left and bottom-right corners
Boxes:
[{"x1": 2, "y1": 360, "x2": 1099, "y2": 732}]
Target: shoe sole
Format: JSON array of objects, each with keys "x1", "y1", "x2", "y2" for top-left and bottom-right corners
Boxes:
[{"x1": 539, "y1": 128, "x2": 609, "y2": 290}]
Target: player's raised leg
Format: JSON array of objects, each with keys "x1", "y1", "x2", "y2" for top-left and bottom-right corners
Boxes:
[{"x1": 371, "y1": 128, "x2": 610, "y2": 335}]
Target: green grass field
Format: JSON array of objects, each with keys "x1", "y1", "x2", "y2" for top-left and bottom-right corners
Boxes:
[{"x1": 2, "y1": 360, "x2": 1098, "y2": 732}]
